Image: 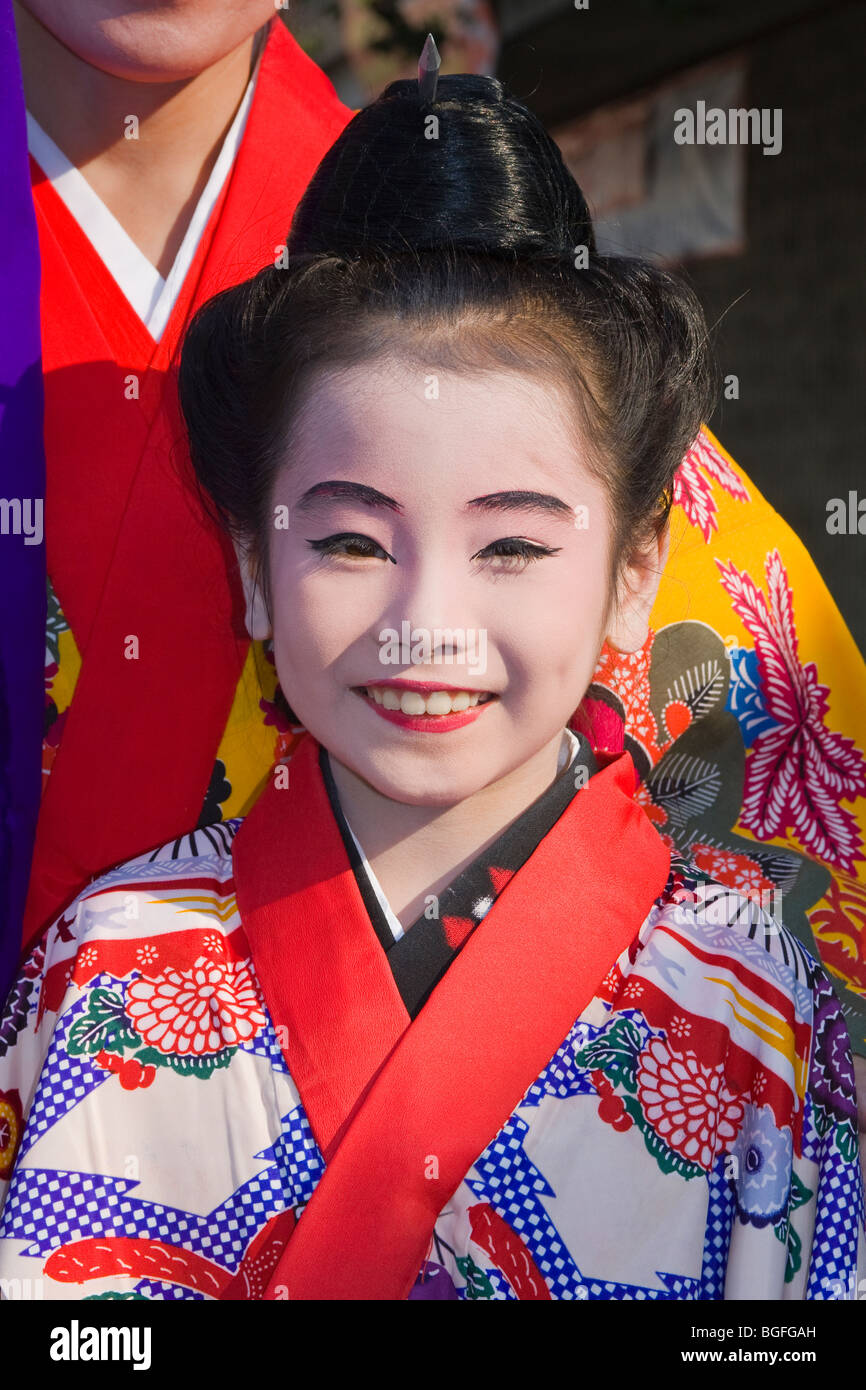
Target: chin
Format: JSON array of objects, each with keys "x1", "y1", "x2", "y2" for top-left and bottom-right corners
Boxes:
[
  {"x1": 73, "y1": 36, "x2": 225, "y2": 82},
  {"x1": 26, "y1": 6, "x2": 253, "y2": 81},
  {"x1": 344, "y1": 745, "x2": 501, "y2": 808}
]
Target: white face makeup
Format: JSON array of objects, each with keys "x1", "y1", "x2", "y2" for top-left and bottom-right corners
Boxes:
[{"x1": 242, "y1": 356, "x2": 665, "y2": 808}]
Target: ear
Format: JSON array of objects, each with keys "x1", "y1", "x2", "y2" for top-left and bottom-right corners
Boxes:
[
  {"x1": 232, "y1": 538, "x2": 272, "y2": 641},
  {"x1": 605, "y1": 521, "x2": 670, "y2": 654}
]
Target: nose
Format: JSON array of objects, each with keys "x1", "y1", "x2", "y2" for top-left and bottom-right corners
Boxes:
[{"x1": 372, "y1": 543, "x2": 483, "y2": 669}]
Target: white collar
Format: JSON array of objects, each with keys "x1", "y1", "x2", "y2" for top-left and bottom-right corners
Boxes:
[{"x1": 26, "y1": 50, "x2": 261, "y2": 342}]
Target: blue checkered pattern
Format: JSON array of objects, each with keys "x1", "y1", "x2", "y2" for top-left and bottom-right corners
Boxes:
[
  {"x1": 1, "y1": 1168, "x2": 140, "y2": 1250},
  {"x1": 806, "y1": 1127, "x2": 865, "y2": 1298},
  {"x1": 1, "y1": 1162, "x2": 292, "y2": 1272},
  {"x1": 520, "y1": 1018, "x2": 606, "y2": 1108},
  {"x1": 465, "y1": 1115, "x2": 586, "y2": 1298},
  {"x1": 800, "y1": 1091, "x2": 827, "y2": 1164},
  {"x1": 699, "y1": 1154, "x2": 737, "y2": 1298},
  {"x1": 580, "y1": 1270, "x2": 700, "y2": 1300},
  {"x1": 4, "y1": 1093, "x2": 323, "y2": 1301},
  {"x1": 254, "y1": 1105, "x2": 325, "y2": 1210},
  {"x1": 240, "y1": 1014, "x2": 290, "y2": 1074},
  {"x1": 19, "y1": 971, "x2": 288, "y2": 1168},
  {"x1": 17, "y1": 983, "x2": 115, "y2": 1162},
  {"x1": 464, "y1": 1107, "x2": 704, "y2": 1300}
]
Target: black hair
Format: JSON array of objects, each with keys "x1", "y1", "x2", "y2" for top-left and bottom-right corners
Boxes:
[{"x1": 178, "y1": 73, "x2": 718, "y2": 613}]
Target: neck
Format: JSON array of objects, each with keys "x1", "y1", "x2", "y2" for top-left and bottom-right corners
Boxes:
[
  {"x1": 14, "y1": 4, "x2": 265, "y2": 276},
  {"x1": 328, "y1": 730, "x2": 570, "y2": 927}
]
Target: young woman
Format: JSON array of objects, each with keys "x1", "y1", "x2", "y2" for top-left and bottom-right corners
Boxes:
[{"x1": 0, "y1": 60, "x2": 863, "y2": 1302}]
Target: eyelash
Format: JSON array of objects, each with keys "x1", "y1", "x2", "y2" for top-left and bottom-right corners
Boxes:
[
  {"x1": 473, "y1": 538, "x2": 563, "y2": 572},
  {"x1": 306, "y1": 532, "x2": 393, "y2": 562},
  {"x1": 304, "y1": 533, "x2": 562, "y2": 572}
]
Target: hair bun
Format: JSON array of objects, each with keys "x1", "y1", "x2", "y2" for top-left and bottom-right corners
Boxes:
[
  {"x1": 180, "y1": 67, "x2": 717, "y2": 601},
  {"x1": 287, "y1": 74, "x2": 596, "y2": 264}
]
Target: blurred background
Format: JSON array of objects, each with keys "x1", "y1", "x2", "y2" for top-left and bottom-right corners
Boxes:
[{"x1": 282, "y1": 0, "x2": 865, "y2": 656}]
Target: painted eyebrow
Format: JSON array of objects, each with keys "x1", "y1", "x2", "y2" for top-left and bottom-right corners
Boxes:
[
  {"x1": 294, "y1": 481, "x2": 404, "y2": 513},
  {"x1": 294, "y1": 482, "x2": 572, "y2": 519},
  {"x1": 465, "y1": 491, "x2": 574, "y2": 519}
]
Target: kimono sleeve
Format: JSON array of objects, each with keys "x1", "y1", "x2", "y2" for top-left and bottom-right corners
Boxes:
[
  {"x1": 796, "y1": 967, "x2": 866, "y2": 1300},
  {"x1": 0, "y1": 915, "x2": 74, "y2": 1299},
  {"x1": 0, "y1": 892, "x2": 160, "y2": 1302},
  {"x1": 1, "y1": 873, "x2": 287, "y2": 1303}
]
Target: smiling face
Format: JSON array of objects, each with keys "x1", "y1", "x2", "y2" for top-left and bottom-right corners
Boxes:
[{"x1": 240, "y1": 356, "x2": 666, "y2": 806}]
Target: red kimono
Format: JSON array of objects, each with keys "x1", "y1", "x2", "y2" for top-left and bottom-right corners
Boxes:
[
  {"x1": 23, "y1": 18, "x2": 353, "y2": 951},
  {"x1": 1, "y1": 729, "x2": 862, "y2": 1299}
]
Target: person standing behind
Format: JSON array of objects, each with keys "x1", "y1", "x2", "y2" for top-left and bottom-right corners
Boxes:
[{"x1": 10, "y1": 2, "x2": 353, "y2": 966}]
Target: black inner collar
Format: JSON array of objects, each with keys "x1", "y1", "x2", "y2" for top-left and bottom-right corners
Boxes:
[{"x1": 319, "y1": 733, "x2": 599, "y2": 1017}]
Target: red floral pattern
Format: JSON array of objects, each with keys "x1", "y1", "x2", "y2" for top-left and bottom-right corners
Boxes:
[
  {"x1": 690, "y1": 845, "x2": 778, "y2": 901},
  {"x1": 592, "y1": 633, "x2": 664, "y2": 766},
  {"x1": 125, "y1": 956, "x2": 266, "y2": 1056},
  {"x1": 637, "y1": 1035, "x2": 745, "y2": 1171},
  {"x1": 718, "y1": 549, "x2": 866, "y2": 871},
  {"x1": 673, "y1": 429, "x2": 751, "y2": 542}
]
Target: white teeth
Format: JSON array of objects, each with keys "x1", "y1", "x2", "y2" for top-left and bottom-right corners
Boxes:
[
  {"x1": 362, "y1": 687, "x2": 492, "y2": 716},
  {"x1": 400, "y1": 691, "x2": 427, "y2": 715},
  {"x1": 425, "y1": 691, "x2": 453, "y2": 715}
]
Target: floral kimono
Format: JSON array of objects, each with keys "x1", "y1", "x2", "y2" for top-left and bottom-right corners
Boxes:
[{"x1": 0, "y1": 730, "x2": 863, "y2": 1300}]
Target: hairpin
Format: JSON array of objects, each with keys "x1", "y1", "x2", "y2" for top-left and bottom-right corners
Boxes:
[{"x1": 418, "y1": 32, "x2": 441, "y2": 105}]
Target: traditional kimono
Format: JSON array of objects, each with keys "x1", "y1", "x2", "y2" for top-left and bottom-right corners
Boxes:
[
  {"x1": 22, "y1": 16, "x2": 353, "y2": 949},
  {"x1": 1, "y1": 729, "x2": 863, "y2": 1300},
  {"x1": 14, "y1": 0, "x2": 866, "y2": 1056}
]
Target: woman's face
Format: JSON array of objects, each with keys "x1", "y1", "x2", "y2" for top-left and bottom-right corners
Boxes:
[{"x1": 253, "y1": 357, "x2": 656, "y2": 806}]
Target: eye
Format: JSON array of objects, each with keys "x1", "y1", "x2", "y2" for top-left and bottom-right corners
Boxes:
[
  {"x1": 305, "y1": 532, "x2": 396, "y2": 563},
  {"x1": 471, "y1": 538, "x2": 562, "y2": 572}
]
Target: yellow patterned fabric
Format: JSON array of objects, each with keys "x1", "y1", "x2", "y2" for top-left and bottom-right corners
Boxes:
[{"x1": 584, "y1": 425, "x2": 866, "y2": 1056}]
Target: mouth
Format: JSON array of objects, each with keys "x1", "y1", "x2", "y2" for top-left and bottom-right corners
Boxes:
[
  {"x1": 351, "y1": 682, "x2": 499, "y2": 732},
  {"x1": 355, "y1": 683, "x2": 497, "y2": 715}
]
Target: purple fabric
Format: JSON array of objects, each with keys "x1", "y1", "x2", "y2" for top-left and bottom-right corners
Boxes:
[{"x1": 0, "y1": 0, "x2": 46, "y2": 997}]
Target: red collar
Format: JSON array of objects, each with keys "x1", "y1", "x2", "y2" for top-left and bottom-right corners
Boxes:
[{"x1": 233, "y1": 732, "x2": 670, "y2": 1299}]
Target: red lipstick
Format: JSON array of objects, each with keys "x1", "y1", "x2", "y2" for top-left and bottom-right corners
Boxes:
[
  {"x1": 362, "y1": 678, "x2": 491, "y2": 695},
  {"x1": 353, "y1": 683, "x2": 498, "y2": 734}
]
